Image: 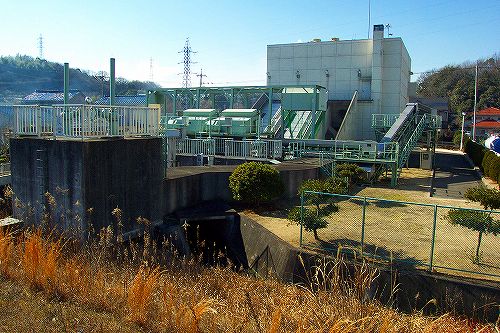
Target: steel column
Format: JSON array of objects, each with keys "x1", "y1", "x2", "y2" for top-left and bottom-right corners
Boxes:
[
  {"x1": 63, "y1": 63, "x2": 69, "y2": 105},
  {"x1": 429, "y1": 205, "x2": 438, "y2": 272}
]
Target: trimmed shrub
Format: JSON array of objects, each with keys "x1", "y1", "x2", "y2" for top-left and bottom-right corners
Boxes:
[
  {"x1": 488, "y1": 155, "x2": 500, "y2": 182},
  {"x1": 481, "y1": 150, "x2": 495, "y2": 176},
  {"x1": 464, "y1": 138, "x2": 486, "y2": 167},
  {"x1": 229, "y1": 162, "x2": 284, "y2": 204},
  {"x1": 334, "y1": 163, "x2": 365, "y2": 185}
]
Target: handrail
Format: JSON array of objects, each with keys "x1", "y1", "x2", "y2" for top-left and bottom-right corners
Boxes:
[{"x1": 14, "y1": 104, "x2": 160, "y2": 139}]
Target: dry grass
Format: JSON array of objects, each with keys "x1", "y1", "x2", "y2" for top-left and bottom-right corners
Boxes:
[{"x1": 0, "y1": 225, "x2": 496, "y2": 332}]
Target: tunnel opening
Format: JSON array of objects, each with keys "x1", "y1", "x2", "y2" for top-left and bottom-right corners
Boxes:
[{"x1": 173, "y1": 201, "x2": 249, "y2": 270}]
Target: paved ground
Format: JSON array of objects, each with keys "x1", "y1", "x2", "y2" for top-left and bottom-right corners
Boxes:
[{"x1": 432, "y1": 150, "x2": 482, "y2": 199}]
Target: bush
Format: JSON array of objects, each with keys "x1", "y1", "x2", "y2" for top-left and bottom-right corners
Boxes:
[
  {"x1": 487, "y1": 154, "x2": 500, "y2": 182},
  {"x1": 229, "y1": 162, "x2": 284, "y2": 204},
  {"x1": 481, "y1": 150, "x2": 495, "y2": 176},
  {"x1": 334, "y1": 163, "x2": 365, "y2": 185},
  {"x1": 464, "y1": 138, "x2": 486, "y2": 167},
  {"x1": 452, "y1": 130, "x2": 462, "y2": 146}
]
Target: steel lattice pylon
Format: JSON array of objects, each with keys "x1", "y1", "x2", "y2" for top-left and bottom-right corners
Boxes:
[{"x1": 179, "y1": 38, "x2": 196, "y2": 88}]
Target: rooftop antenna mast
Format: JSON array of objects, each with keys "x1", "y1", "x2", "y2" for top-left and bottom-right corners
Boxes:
[
  {"x1": 38, "y1": 34, "x2": 43, "y2": 59},
  {"x1": 179, "y1": 38, "x2": 197, "y2": 88}
]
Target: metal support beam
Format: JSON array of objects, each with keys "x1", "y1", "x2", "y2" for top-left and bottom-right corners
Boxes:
[
  {"x1": 109, "y1": 58, "x2": 115, "y2": 106},
  {"x1": 311, "y1": 86, "x2": 317, "y2": 139},
  {"x1": 63, "y1": 63, "x2": 69, "y2": 104},
  {"x1": 390, "y1": 163, "x2": 398, "y2": 187}
]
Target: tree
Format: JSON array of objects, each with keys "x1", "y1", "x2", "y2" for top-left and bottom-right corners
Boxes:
[
  {"x1": 445, "y1": 186, "x2": 500, "y2": 263},
  {"x1": 334, "y1": 163, "x2": 365, "y2": 185},
  {"x1": 229, "y1": 162, "x2": 284, "y2": 204},
  {"x1": 287, "y1": 177, "x2": 346, "y2": 240}
]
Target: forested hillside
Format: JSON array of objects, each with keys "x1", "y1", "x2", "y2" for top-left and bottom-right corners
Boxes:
[
  {"x1": 0, "y1": 55, "x2": 159, "y2": 103},
  {"x1": 417, "y1": 55, "x2": 500, "y2": 126}
]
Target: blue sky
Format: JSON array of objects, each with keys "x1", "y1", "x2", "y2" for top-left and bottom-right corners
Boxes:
[{"x1": 0, "y1": 0, "x2": 498, "y2": 87}]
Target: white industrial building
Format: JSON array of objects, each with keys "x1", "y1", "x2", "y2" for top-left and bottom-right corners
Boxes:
[{"x1": 266, "y1": 25, "x2": 411, "y2": 140}]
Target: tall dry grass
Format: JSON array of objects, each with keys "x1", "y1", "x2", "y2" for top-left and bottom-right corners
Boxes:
[{"x1": 0, "y1": 222, "x2": 496, "y2": 332}]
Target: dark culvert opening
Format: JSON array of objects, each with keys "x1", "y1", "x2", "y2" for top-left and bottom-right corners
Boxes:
[{"x1": 171, "y1": 201, "x2": 249, "y2": 270}]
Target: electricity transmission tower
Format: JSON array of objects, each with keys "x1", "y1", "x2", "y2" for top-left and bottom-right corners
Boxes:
[
  {"x1": 38, "y1": 34, "x2": 43, "y2": 59},
  {"x1": 149, "y1": 57, "x2": 154, "y2": 82},
  {"x1": 179, "y1": 38, "x2": 196, "y2": 88}
]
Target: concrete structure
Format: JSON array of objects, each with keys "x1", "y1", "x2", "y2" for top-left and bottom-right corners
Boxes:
[
  {"x1": 10, "y1": 138, "x2": 162, "y2": 237},
  {"x1": 267, "y1": 25, "x2": 411, "y2": 140}
]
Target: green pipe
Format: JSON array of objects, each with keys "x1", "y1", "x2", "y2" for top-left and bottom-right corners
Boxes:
[
  {"x1": 109, "y1": 58, "x2": 115, "y2": 105},
  {"x1": 63, "y1": 63, "x2": 69, "y2": 104}
]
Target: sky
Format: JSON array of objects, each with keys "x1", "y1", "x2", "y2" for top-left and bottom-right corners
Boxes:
[{"x1": 0, "y1": 0, "x2": 499, "y2": 87}]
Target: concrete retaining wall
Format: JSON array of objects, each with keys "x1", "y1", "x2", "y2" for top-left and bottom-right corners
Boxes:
[
  {"x1": 162, "y1": 164, "x2": 321, "y2": 216},
  {"x1": 10, "y1": 137, "x2": 162, "y2": 237},
  {"x1": 239, "y1": 215, "x2": 500, "y2": 321}
]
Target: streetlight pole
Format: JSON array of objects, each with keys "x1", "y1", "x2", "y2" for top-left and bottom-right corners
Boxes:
[
  {"x1": 459, "y1": 112, "x2": 466, "y2": 151},
  {"x1": 472, "y1": 63, "x2": 478, "y2": 141}
]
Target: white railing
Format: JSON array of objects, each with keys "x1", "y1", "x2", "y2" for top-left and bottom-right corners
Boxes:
[
  {"x1": 0, "y1": 163, "x2": 10, "y2": 176},
  {"x1": 14, "y1": 104, "x2": 160, "y2": 139},
  {"x1": 372, "y1": 114, "x2": 400, "y2": 128},
  {"x1": 267, "y1": 139, "x2": 282, "y2": 159},
  {"x1": 176, "y1": 138, "x2": 283, "y2": 160},
  {"x1": 177, "y1": 138, "x2": 215, "y2": 155},
  {"x1": 226, "y1": 140, "x2": 268, "y2": 159}
]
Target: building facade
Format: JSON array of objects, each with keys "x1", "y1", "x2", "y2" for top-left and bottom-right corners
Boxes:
[
  {"x1": 267, "y1": 25, "x2": 411, "y2": 140},
  {"x1": 474, "y1": 107, "x2": 500, "y2": 138}
]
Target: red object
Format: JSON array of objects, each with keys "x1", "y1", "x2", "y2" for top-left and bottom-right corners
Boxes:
[
  {"x1": 476, "y1": 107, "x2": 500, "y2": 116},
  {"x1": 474, "y1": 120, "x2": 500, "y2": 128}
]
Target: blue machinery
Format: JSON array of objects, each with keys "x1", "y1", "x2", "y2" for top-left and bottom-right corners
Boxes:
[{"x1": 149, "y1": 86, "x2": 441, "y2": 187}]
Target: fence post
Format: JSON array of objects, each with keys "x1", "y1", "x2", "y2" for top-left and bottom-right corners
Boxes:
[
  {"x1": 429, "y1": 204, "x2": 438, "y2": 272},
  {"x1": 300, "y1": 191, "x2": 304, "y2": 247},
  {"x1": 52, "y1": 107, "x2": 57, "y2": 140},
  {"x1": 36, "y1": 106, "x2": 41, "y2": 137},
  {"x1": 361, "y1": 196, "x2": 366, "y2": 258},
  {"x1": 81, "y1": 105, "x2": 85, "y2": 140}
]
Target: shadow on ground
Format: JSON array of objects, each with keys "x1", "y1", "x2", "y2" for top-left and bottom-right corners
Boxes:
[{"x1": 311, "y1": 237, "x2": 426, "y2": 271}]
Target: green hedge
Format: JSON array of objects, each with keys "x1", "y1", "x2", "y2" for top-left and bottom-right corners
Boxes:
[
  {"x1": 464, "y1": 136, "x2": 500, "y2": 186},
  {"x1": 464, "y1": 137, "x2": 486, "y2": 167}
]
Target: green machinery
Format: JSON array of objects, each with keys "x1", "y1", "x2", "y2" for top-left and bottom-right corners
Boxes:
[{"x1": 148, "y1": 85, "x2": 328, "y2": 139}]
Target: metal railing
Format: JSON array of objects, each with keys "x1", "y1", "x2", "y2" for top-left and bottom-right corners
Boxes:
[
  {"x1": 299, "y1": 191, "x2": 500, "y2": 282},
  {"x1": 177, "y1": 138, "x2": 215, "y2": 155},
  {"x1": 14, "y1": 104, "x2": 160, "y2": 139},
  {"x1": 371, "y1": 114, "x2": 400, "y2": 128},
  {"x1": 176, "y1": 137, "x2": 282, "y2": 160}
]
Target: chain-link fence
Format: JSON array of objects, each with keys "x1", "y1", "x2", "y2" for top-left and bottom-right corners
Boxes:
[{"x1": 299, "y1": 191, "x2": 500, "y2": 281}]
